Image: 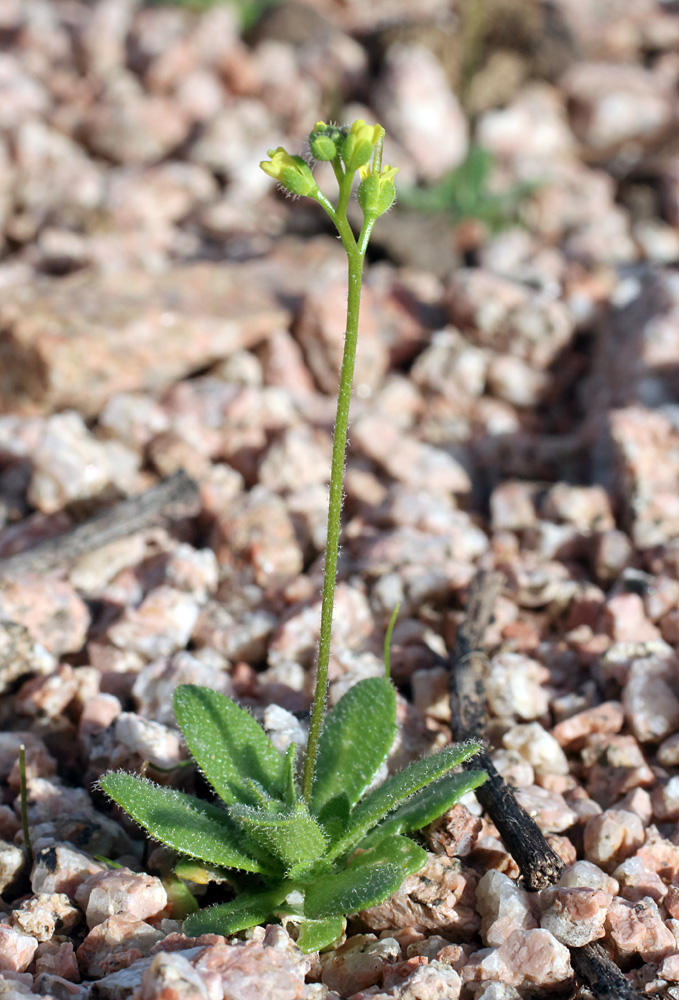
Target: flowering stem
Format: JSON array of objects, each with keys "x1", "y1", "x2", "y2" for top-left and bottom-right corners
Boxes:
[{"x1": 301, "y1": 202, "x2": 365, "y2": 803}]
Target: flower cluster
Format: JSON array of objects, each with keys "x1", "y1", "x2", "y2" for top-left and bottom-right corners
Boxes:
[{"x1": 259, "y1": 119, "x2": 398, "y2": 221}]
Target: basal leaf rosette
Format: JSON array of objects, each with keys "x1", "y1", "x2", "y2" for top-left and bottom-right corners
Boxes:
[{"x1": 100, "y1": 679, "x2": 486, "y2": 953}]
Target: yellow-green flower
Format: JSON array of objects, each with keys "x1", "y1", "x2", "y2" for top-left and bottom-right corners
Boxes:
[
  {"x1": 340, "y1": 120, "x2": 384, "y2": 172},
  {"x1": 357, "y1": 163, "x2": 398, "y2": 217},
  {"x1": 260, "y1": 147, "x2": 317, "y2": 197}
]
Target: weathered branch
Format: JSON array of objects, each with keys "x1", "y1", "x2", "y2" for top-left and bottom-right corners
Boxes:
[
  {"x1": 448, "y1": 571, "x2": 643, "y2": 1000},
  {"x1": 0, "y1": 471, "x2": 200, "y2": 578}
]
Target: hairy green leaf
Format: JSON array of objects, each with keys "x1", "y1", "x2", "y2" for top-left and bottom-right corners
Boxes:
[
  {"x1": 303, "y1": 835, "x2": 427, "y2": 920},
  {"x1": 311, "y1": 677, "x2": 397, "y2": 818},
  {"x1": 326, "y1": 739, "x2": 482, "y2": 861},
  {"x1": 360, "y1": 770, "x2": 487, "y2": 849},
  {"x1": 295, "y1": 915, "x2": 346, "y2": 953},
  {"x1": 100, "y1": 772, "x2": 272, "y2": 873},
  {"x1": 173, "y1": 685, "x2": 285, "y2": 806},
  {"x1": 184, "y1": 884, "x2": 289, "y2": 937},
  {"x1": 229, "y1": 801, "x2": 327, "y2": 868}
]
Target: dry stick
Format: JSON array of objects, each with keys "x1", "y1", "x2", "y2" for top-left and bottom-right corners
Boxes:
[
  {"x1": 0, "y1": 471, "x2": 200, "y2": 579},
  {"x1": 449, "y1": 572, "x2": 644, "y2": 1000}
]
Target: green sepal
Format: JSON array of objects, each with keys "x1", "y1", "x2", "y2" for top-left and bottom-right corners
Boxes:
[
  {"x1": 303, "y1": 835, "x2": 426, "y2": 920},
  {"x1": 359, "y1": 770, "x2": 487, "y2": 849},
  {"x1": 295, "y1": 915, "x2": 346, "y2": 953},
  {"x1": 228, "y1": 801, "x2": 327, "y2": 868},
  {"x1": 311, "y1": 677, "x2": 397, "y2": 820},
  {"x1": 326, "y1": 739, "x2": 482, "y2": 861},
  {"x1": 184, "y1": 885, "x2": 289, "y2": 938},
  {"x1": 99, "y1": 771, "x2": 273, "y2": 874},
  {"x1": 173, "y1": 686, "x2": 285, "y2": 807}
]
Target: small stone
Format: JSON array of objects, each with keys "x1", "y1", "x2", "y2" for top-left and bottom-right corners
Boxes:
[
  {"x1": 557, "y1": 860, "x2": 619, "y2": 894},
  {"x1": 139, "y1": 951, "x2": 211, "y2": 999},
  {"x1": 490, "y1": 749, "x2": 534, "y2": 789},
  {"x1": 651, "y1": 776, "x2": 679, "y2": 823},
  {"x1": 514, "y1": 786, "x2": 578, "y2": 834},
  {"x1": 164, "y1": 544, "x2": 219, "y2": 602},
  {"x1": 76, "y1": 915, "x2": 165, "y2": 977},
  {"x1": 552, "y1": 702, "x2": 624, "y2": 749},
  {"x1": 486, "y1": 653, "x2": 550, "y2": 721},
  {"x1": 112, "y1": 714, "x2": 184, "y2": 771},
  {"x1": 10, "y1": 893, "x2": 80, "y2": 942},
  {"x1": 212, "y1": 486, "x2": 303, "y2": 587},
  {"x1": 0, "y1": 576, "x2": 89, "y2": 657},
  {"x1": 0, "y1": 620, "x2": 56, "y2": 695},
  {"x1": 131, "y1": 651, "x2": 233, "y2": 727},
  {"x1": 502, "y1": 723, "x2": 570, "y2": 776},
  {"x1": 0, "y1": 925, "x2": 39, "y2": 973},
  {"x1": 320, "y1": 935, "x2": 400, "y2": 995},
  {"x1": 539, "y1": 886, "x2": 611, "y2": 946},
  {"x1": 606, "y1": 896, "x2": 677, "y2": 962},
  {"x1": 27, "y1": 412, "x2": 115, "y2": 514},
  {"x1": 623, "y1": 659, "x2": 679, "y2": 744},
  {"x1": 0, "y1": 842, "x2": 25, "y2": 894},
  {"x1": 658, "y1": 734, "x2": 679, "y2": 767},
  {"x1": 359, "y1": 855, "x2": 479, "y2": 938},
  {"x1": 33, "y1": 940, "x2": 79, "y2": 980},
  {"x1": 477, "y1": 870, "x2": 538, "y2": 947},
  {"x1": 16, "y1": 663, "x2": 78, "y2": 718},
  {"x1": 31, "y1": 844, "x2": 107, "y2": 899},
  {"x1": 108, "y1": 586, "x2": 200, "y2": 659},
  {"x1": 427, "y1": 804, "x2": 483, "y2": 859},
  {"x1": 613, "y1": 857, "x2": 668, "y2": 904},
  {"x1": 76, "y1": 868, "x2": 168, "y2": 929},
  {"x1": 462, "y1": 928, "x2": 572, "y2": 988},
  {"x1": 584, "y1": 810, "x2": 645, "y2": 872}
]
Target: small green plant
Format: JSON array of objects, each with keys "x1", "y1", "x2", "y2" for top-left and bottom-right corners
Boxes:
[
  {"x1": 100, "y1": 121, "x2": 486, "y2": 952},
  {"x1": 399, "y1": 145, "x2": 535, "y2": 234}
]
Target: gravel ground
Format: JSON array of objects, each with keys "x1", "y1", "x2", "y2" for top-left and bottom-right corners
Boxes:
[{"x1": 2, "y1": 0, "x2": 679, "y2": 997}]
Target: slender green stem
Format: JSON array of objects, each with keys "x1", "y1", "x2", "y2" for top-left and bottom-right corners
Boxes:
[
  {"x1": 19, "y1": 744, "x2": 33, "y2": 867},
  {"x1": 301, "y1": 237, "x2": 365, "y2": 802}
]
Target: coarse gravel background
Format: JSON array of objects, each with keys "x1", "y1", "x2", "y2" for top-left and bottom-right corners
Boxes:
[{"x1": 1, "y1": 0, "x2": 679, "y2": 997}]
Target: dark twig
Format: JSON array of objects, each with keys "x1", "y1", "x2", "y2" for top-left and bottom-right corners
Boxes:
[
  {"x1": 449, "y1": 571, "x2": 644, "y2": 1000},
  {"x1": 0, "y1": 471, "x2": 200, "y2": 579}
]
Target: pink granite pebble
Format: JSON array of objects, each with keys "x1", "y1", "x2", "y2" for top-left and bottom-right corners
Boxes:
[
  {"x1": 76, "y1": 867, "x2": 168, "y2": 929},
  {"x1": 584, "y1": 810, "x2": 645, "y2": 872},
  {"x1": 0, "y1": 924, "x2": 39, "y2": 973},
  {"x1": 606, "y1": 896, "x2": 677, "y2": 961}
]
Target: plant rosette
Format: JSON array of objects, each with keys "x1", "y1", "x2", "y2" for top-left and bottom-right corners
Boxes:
[{"x1": 100, "y1": 680, "x2": 485, "y2": 951}]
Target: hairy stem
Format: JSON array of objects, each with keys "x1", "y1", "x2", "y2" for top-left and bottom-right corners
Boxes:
[{"x1": 301, "y1": 233, "x2": 365, "y2": 802}]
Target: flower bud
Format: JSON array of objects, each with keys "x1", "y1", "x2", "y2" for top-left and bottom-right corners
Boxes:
[
  {"x1": 340, "y1": 120, "x2": 383, "y2": 172},
  {"x1": 357, "y1": 164, "x2": 398, "y2": 217},
  {"x1": 308, "y1": 122, "x2": 345, "y2": 161},
  {"x1": 260, "y1": 147, "x2": 317, "y2": 197}
]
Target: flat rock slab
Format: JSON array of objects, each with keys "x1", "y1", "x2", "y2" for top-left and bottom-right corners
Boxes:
[{"x1": 0, "y1": 261, "x2": 290, "y2": 417}]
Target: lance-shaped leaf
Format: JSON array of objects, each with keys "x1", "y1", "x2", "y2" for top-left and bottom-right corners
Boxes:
[
  {"x1": 326, "y1": 739, "x2": 482, "y2": 862},
  {"x1": 303, "y1": 835, "x2": 426, "y2": 920},
  {"x1": 100, "y1": 772, "x2": 272, "y2": 873},
  {"x1": 173, "y1": 685, "x2": 285, "y2": 806},
  {"x1": 359, "y1": 770, "x2": 487, "y2": 849},
  {"x1": 296, "y1": 916, "x2": 346, "y2": 953},
  {"x1": 311, "y1": 677, "x2": 397, "y2": 820},
  {"x1": 184, "y1": 884, "x2": 289, "y2": 937},
  {"x1": 228, "y1": 801, "x2": 327, "y2": 868}
]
